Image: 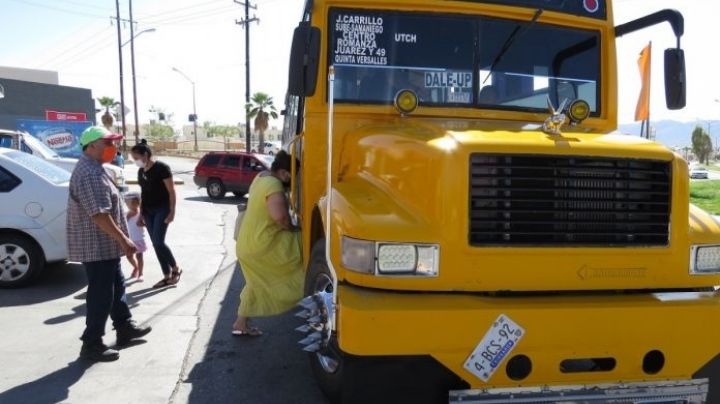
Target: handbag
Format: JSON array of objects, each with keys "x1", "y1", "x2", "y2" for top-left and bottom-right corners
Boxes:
[{"x1": 233, "y1": 202, "x2": 247, "y2": 241}]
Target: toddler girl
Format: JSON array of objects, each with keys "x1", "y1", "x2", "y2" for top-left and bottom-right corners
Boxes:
[{"x1": 124, "y1": 192, "x2": 147, "y2": 281}]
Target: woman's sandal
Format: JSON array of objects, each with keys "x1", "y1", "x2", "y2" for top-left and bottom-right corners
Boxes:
[
  {"x1": 152, "y1": 278, "x2": 173, "y2": 289},
  {"x1": 170, "y1": 269, "x2": 183, "y2": 285},
  {"x1": 231, "y1": 327, "x2": 263, "y2": 337}
]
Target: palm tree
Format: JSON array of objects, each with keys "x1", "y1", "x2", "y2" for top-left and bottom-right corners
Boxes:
[
  {"x1": 98, "y1": 96, "x2": 118, "y2": 129},
  {"x1": 247, "y1": 92, "x2": 278, "y2": 154}
]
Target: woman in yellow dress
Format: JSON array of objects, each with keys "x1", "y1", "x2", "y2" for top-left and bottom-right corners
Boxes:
[{"x1": 232, "y1": 151, "x2": 304, "y2": 336}]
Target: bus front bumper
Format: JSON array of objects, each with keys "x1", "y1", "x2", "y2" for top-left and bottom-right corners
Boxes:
[
  {"x1": 449, "y1": 379, "x2": 708, "y2": 403},
  {"x1": 336, "y1": 284, "x2": 720, "y2": 394}
]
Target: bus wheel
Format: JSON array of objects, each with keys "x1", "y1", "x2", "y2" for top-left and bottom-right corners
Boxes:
[{"x1": 302, "y1": 240, "x2": 346, "y2": 403}]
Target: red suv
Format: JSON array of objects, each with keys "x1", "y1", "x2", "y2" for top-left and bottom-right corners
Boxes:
[{"x1": 193, "y1": 152, "x2": 273, "y2": 199}]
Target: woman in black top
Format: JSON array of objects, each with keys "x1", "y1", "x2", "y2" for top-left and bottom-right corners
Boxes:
[{"x1": 130, "y1": 140, "x2": 181, "y2": 288}]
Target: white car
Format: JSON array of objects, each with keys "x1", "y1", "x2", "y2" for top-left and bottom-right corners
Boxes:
[
  {"x1": 690, "y1": 167, "x2": 709, "y2": 179},
  {"x1": 0, "y1": 129, "x2": 127, "y2": 192},
  {"x1": 0, "y1": 148, "x2": 70, "y2": 287},
  {"x1": 251, "y1": 141, "x2": 282, "y2": 155}
]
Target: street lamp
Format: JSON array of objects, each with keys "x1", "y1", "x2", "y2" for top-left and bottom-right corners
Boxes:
[
  {"x1": 172, "y1": 67, "x2": 198, "y2": 152},
  {"x1": 122, "y1": 26, "x2": 156, "y2": 146},
  {"x1": 121, "y1": 28, "x2": 156, "y2": 48}
]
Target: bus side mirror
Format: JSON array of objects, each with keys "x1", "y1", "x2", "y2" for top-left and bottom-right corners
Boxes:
[
  {"x1": 664, "y1": 48, "x2": 686, "y2": 110},
  {"x1": 288, "y1": 23, "x2": 321, "y2": 97}
]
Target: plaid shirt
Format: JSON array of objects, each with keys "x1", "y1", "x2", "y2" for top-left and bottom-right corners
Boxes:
[{"x1": 67, "y1": 154, "x2": 128, "y2": 262}]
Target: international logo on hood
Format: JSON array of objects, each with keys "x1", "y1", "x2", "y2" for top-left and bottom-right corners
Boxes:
[{"x1": 583, "y1": 0, "x2": 600, "y2": 13}]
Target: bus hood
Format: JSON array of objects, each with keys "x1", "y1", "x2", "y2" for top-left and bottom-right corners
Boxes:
[{"x1": 330, "y1": 117, "x2": 719, "y2": 292}]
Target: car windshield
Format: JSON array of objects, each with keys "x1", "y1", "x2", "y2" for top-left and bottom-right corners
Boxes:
[
  {"x1": 22, "y1": 134, "x2": 61, "y2": 159},
  {"x1": 330, "y1": 9, "x2": 600, "y2": 114},
  {"x1": 5, "y1": 150, "x2": 70, "y2": 184}
]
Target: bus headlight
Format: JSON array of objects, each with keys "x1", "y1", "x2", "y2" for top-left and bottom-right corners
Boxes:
[
  {"x1": 341, "y1": 237, "x2": 375, "y2": 274},
  {"x1": 341, "y1": 237, "x2": 439, "y2": 277},
  {"x1": 691, "y1": 245, "x2": 720, "y2": 274},
  {"x1": 378, "y1": 243, "x2": 439, "y2": 276}
]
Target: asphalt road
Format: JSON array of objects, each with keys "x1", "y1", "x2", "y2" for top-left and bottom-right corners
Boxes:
[{"x1": 0, "y1": 156, "x2": 328, "y2": 404}]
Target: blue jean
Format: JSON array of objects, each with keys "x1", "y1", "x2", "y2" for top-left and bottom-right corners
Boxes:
[
  {"x1": 143, "y1": 205, "x2": 177, "y2": 276},
  {"x1": 81, "y1": 259, "x2": 132, "y2": 343}
]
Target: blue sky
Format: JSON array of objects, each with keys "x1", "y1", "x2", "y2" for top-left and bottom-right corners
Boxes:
[{"x1": 0, "y1": 0, "x2": 718, "y2": 129}]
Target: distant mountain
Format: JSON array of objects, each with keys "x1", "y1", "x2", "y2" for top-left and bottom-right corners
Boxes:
[{"x1": 619, "y1": 120, "x2": 720, "y2": 148}]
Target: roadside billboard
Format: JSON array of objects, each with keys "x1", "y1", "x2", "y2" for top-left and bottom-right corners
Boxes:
[{"x1": 16, "y1": 119, "x2": 92, "y2": 158}]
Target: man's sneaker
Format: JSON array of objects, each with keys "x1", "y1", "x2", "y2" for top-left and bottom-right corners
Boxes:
[
  {"x1": 116, "y1": 320, "x2": 152, "y2": 346},
  {"x1": 80, "y1": 341, "x2": 119, "y2": 362}
]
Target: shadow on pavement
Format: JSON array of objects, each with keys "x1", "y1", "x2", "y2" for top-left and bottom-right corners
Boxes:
[
  {"x1": 184, "y1": 196, "x2": 244, "y2": 206},
  {"x1": 0, "y1": 359, "x2": 92, "y2": 404},
  {"x1": 0, "y1": 262, "x2": 86, "y2": 307},
  {"x1": 126, "y1": 285, "x2": 176, "y2": 302},
  {"x1": 184, "y1": 265, "x2": 328, "y2": 404},
  {"x1": 44, "y1": 279, "x2": 167, "y2": 326}
]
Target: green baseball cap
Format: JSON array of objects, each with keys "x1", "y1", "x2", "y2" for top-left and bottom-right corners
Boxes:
[{"x1": 79, "y1": 126, "x2": 123, "y2": 147}]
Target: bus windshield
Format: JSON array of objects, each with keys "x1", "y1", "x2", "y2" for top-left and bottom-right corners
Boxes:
[{"x1": 330, "y1": 9, "x2": 600, "y2": 114}]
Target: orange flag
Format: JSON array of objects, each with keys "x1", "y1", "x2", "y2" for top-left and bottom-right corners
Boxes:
[{"x1": 635, "y1": 42, "x2": 652, "y2": 122}]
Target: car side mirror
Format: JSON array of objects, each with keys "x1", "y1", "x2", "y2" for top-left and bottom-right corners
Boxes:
[
  {"x1": 254, "y1": 165, "x2": 264, "y2": 172},
  {"x1": 664, "y1": 48, "x2": 686, "y2": 110},
  {"x1": 288, "y1": 22, "x2": 320, "y2": 97}
]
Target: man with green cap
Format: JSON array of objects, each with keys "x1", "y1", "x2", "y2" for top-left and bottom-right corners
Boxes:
[{"x1": 67, "y1": 126, "x2": 151, "y2": 362}]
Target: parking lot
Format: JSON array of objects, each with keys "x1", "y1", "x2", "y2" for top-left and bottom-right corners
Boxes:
[{"x1": 0, "y1": 156, "x2": 327, "y2": 404}]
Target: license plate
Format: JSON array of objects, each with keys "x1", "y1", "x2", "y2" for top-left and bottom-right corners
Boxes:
[{"x1": 463, "y1": 314, "x2": 525, "y2": 382}]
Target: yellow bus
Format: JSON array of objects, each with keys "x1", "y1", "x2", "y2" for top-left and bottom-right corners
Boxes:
[{"x1": 281, "y1": 0, "x2": 720, "y2": 402}]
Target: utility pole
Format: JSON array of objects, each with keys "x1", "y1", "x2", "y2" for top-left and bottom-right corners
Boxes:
[
  {"x1": 129, "y1": 0, "x2": 139, "y2": 146},
  {"x1": 235, "y1": 1, "x2": 259, "y2": 153},
  {"x1": 114, "y1": 0, "x2": 127, "y2": 148}
]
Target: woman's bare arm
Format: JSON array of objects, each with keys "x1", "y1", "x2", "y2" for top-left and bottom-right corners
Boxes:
[
  {"x1": 266, "y1": 192, "x2": 293, "y2": 230},
  {"x1": 163, "y1": 177, "x2": 176, "y2": 224}
]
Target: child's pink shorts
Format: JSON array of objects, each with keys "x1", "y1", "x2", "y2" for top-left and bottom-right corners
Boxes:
[{"x1": 133, "y1": 240, "x2": 147, "y2": 254}]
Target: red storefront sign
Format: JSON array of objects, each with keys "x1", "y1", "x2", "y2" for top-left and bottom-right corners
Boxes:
[{"x1": 45, "y1": 110, "x2": 87, "y2": 121}]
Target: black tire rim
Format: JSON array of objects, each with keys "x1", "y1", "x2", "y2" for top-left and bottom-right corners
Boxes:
[
  {"x1": 314, "y1": 272, "x2": 339, "y2": 374},
  {"x1": 208, "y1": 182, "x2": 223, "y2": 197},
  {"x1": 0, "y1": 243, "x2": 31, "y2": 282}
]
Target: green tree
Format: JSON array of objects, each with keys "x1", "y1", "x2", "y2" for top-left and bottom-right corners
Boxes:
[
  {"x1": 208, "y1": 125, "x2": 239, "y2": 139},
  {"x1": 246, "y1": 92, "x2": 278, "y2": 153},
  {"x1": 202, "y1": 121, "x2": 213, "y2": 138},
  {"x1": 97, "y1": 96, "x2": 118, "y2": 129},
  {"x1": 691, "y1": 126, "x2": 713, "y2": 164},
  {"x1": 142, "y1": 123, "x2": 174, "y2": 140}
]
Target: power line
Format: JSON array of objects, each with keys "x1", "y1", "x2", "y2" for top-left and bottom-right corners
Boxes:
[
  {"x1": 150, "y1": 9, "x2": 239, "y2": 27},
  {"x1": 43, "y1": 29, "x2": 117, "y2": 70},
  {"x1": 6, "y1": 0, "x2": 108, "y2": 19},
  {"x1": 142, "y1": 5, "x2": 237, "y2": 26},
  {"x1": 134, "y1": 0, "x2": 227, "y2": 21},
  {"x1": 49, "y1": 0, "x2": 114, "y2": 12},
  {"x1": 36, "y1": 26, "x2": 115, "y2": 68},
  {"x1": 53, "y1": 34, "x2": 117, "y2": 70}
]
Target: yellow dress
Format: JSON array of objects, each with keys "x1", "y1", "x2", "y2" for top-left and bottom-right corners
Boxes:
[{"x1": 236, "y1": 174, "x2": 304, "y2": 317}]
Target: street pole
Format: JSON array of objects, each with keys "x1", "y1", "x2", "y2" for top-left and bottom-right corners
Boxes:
[
  {"x1": 129, "y1": 0, "x2": 139, "y2": 146},
  {"x1": 245, "y1": 0, "x2": 250, "y2": 153},
  {"x1": 114, "y1": 0, "x2": 127, "y2": 148},
  {"x1": 172, "y1": 67, "x2": 198, "y2": 152},
  {"x1": 192, "y1": 81, "x2": 198, "y2": 152},
  {"x1": 235, "y1": 1, "x2": 258, "y2": 153}
]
